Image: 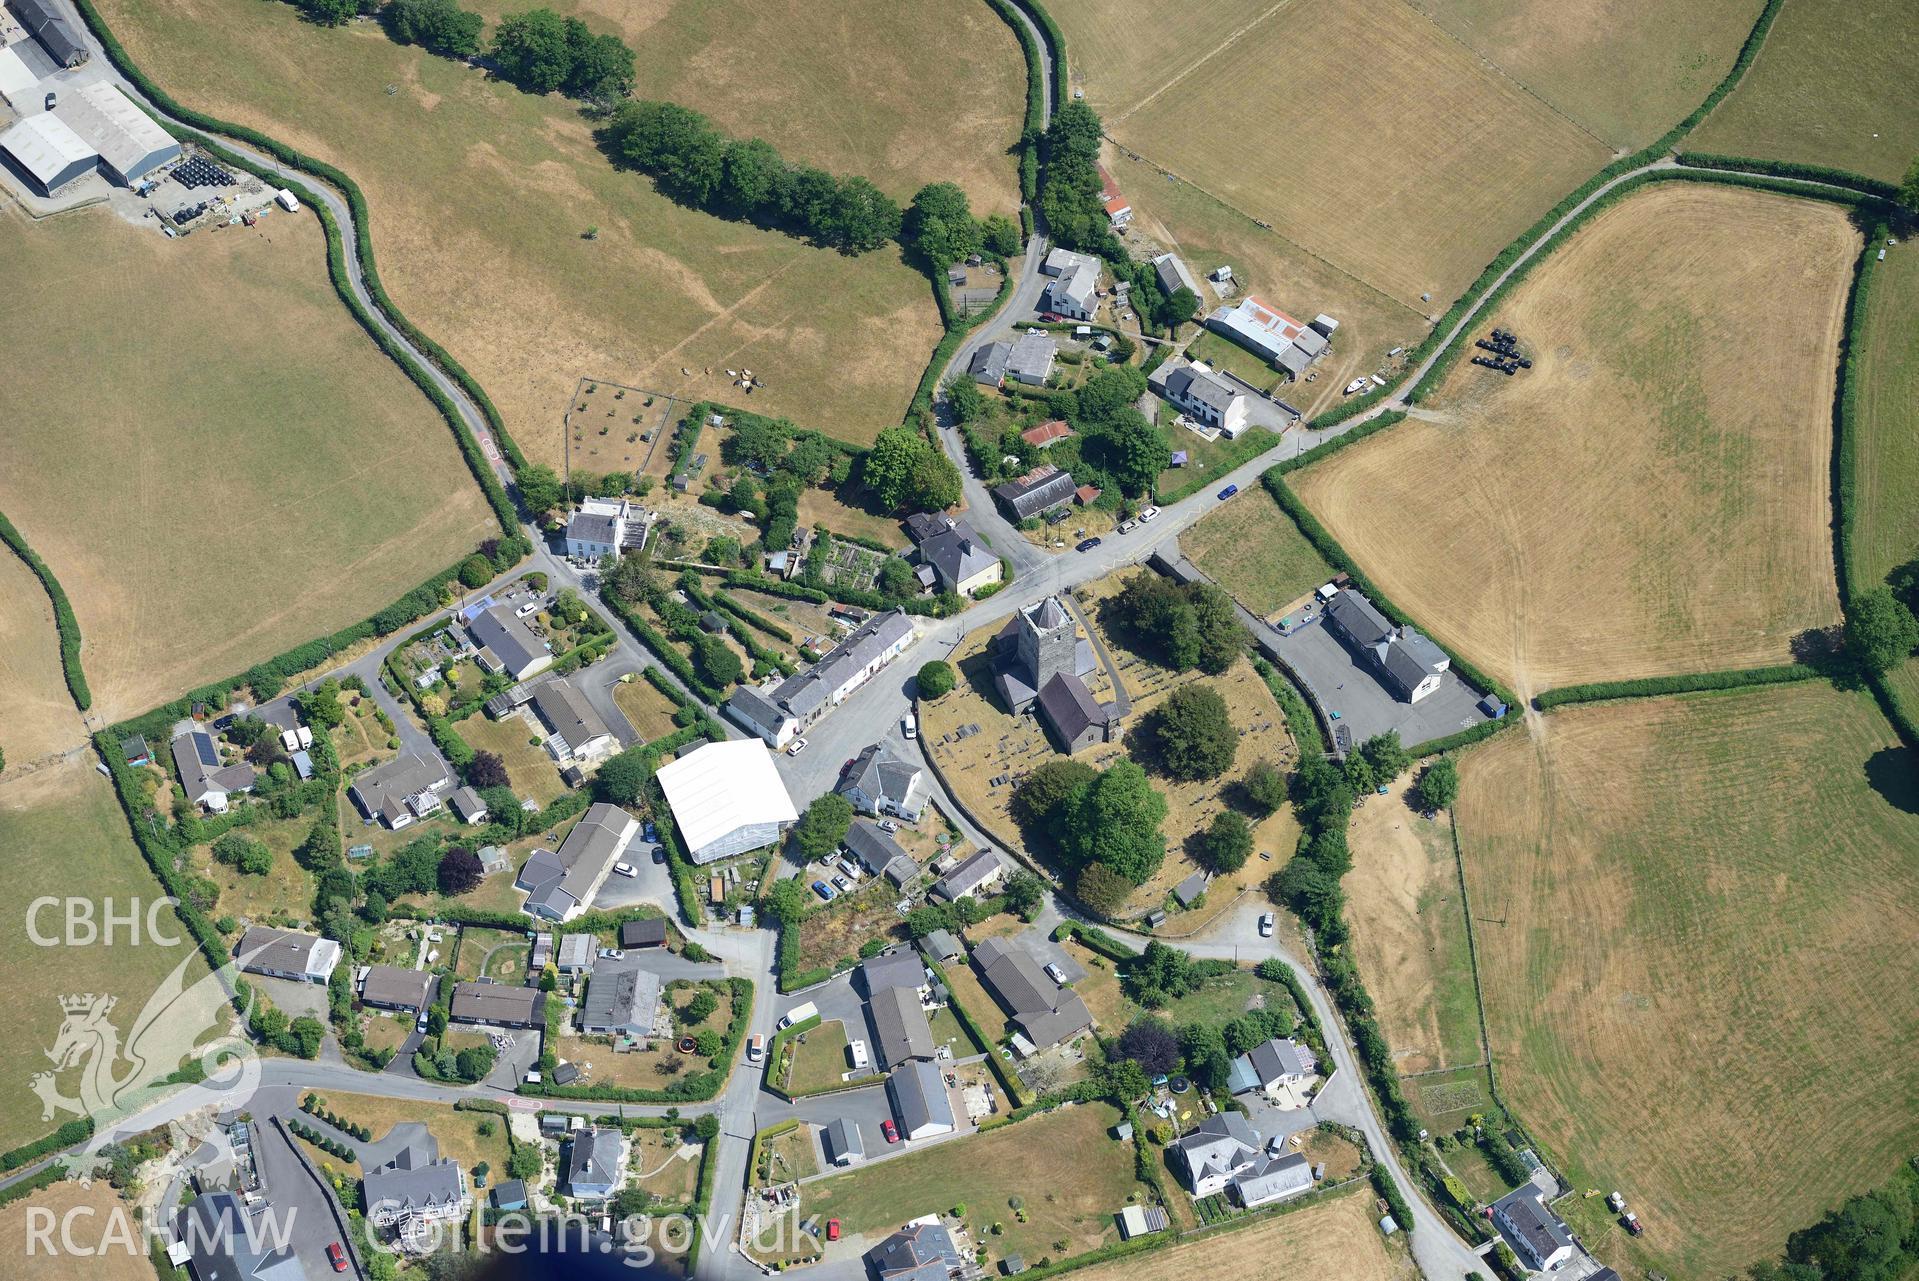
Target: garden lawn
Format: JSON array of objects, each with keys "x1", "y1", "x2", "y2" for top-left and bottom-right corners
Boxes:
[
  {"x1": 1180, "y1": 485, "x2": 1334, "y2": 618},
  {"x1": 783, "y1": 1019, "x2": 854, "y2": 1094}
]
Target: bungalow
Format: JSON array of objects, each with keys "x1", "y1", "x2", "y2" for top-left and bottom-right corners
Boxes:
[
  {"x1": 971, "y1": 936, "x2": 1094, "y2": 1052},
  {"x1": 447, "y1": 786, "x2": 489, "y2": 826},
  {"x1": 727, "y1": 611, "x2": 917, "y2": 748},
  {"x1": 858, "y1": 949, "x2": 929, "y2": 999},
  {"x1": 1149, "y1": 360, "x2": 1250, "y2": 437},
  {"x1": 1232, "y1": 1151, "x2": 1313, "y2": 1208},
  {"x1": 868, "y1": 984, "x2": 935, "y2": 1069},
  {"x1": 1168, "y1": 1112, "x2": 1261, "y2": 1198},
  {"x1": 359, "y1": 964, "x2": 434, "y2": 1013},
  {"x1": 579, "y1": 962, "x2": 664, "y2": 1038},
  {"x1": 885, "y1": 1060, "x2": 956, "y2": 1140},
  {"x1": 1226, "y1": 1037, "x2": 1318, "y2": 1097},
  {"x1": 174, "y1": 1192, "x2": 301, "y2": 1281},
  {"x1": 563, "y1": 1129, "x2": 625, "y2": 1201},
  {"x1": 449, "y1": 981, "x2": 546, "y2": 1029},
  {"x1": 1004, "y1": 331, "x2": 1058, "y2": 387},
  {"x1": 844, "y1": 820, "x2": 920, "y2": 887},
  {"x1": 531, "y1": 678, "x2": 618, "y2": 763},
  {"x1": 236, "y1": 927, "x2": 341, "y2": 984},
  {"x1": 867, "y1": 1218, "x2": 963, "y2": 1281},
  {"x1": 930, "y1": 848, "x2": 1006, "y2": 902},
  {"x1": 347, "y1": 753, "x2": 454, "y2": 830},
  {"x1": 467, "y1": 604, "x2": 553, "y2": 681},
  {"x1": 515, "y1": 803, "x2": 639, "y2": 920},
  {"x1": 170, "y1": 731, "x2": 256, "y2": 813},
  {"x1": 968, "y1": 340, "x2": 1012, "y2": 387},
  {"x1": 839, "y1": 744, "x2": 926, "y2": 821},
  {"x1": 1492, "y1": 1187, "x2": 1575, "y2": 1271},
  {"x1": 822, "y1": 1116, "x2": 865, "y2": 1166},
  {"x1": 992, "y1": 464, "x2": 1077, "y2": 522}
]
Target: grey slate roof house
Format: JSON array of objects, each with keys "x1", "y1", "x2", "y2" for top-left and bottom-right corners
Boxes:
[
  {"x1": 844, "y1": 820, "x2": 919, "y2": 887},
  {"x1": 884, "y1": 1060, "x2": 957, "y2": 1140},
  {"x1": 235, "y1": 927, "x2": 341, "y2": 983},
  {"x1": 449, "y1": 981, "x2": 546, "y2": 1028},
  {"x1": 727, "y1": 610, "x2": 916, "y2": 748},
  {"x1": 1232, "y1": 1151, "x2": 1313, "y2": 1208},
  {"x1": 563, "y1": 1129, "x2": 625, "y2": 1200},
  {"x1": 515, "y1": 803, "x2": 639, "y2": 920},
  {"x1": 930, "y1": 848, "x2": 1006, "y2": 902},
  {"x1": 1491, "y1": 1187, "x2": 1575, "y2": 1270},
  {"x1": 447, "y1": 786, "x2": 489, "y2": 825},
  {"x1": 1149, "y1": 360, "x2": 1250, "y2": 436},
  {"x1": 359, "y1": 964, "x2": 433, "y2": 1012},
  {"x1": 1004, "y1": 331, "x2": 1059, "y2": 386},
  {"x1": 839, "y1": 743, "x2": 926, "y2": 821},
  {"x1": 992, "y1": 464, "x2": 1077, "y2": 522},
  {"x1": 1168, "y1": 1111, "x2": 1262, "y2": 1198},
  {"x1": 968, "y1": 339, "x2": 1012, "y2": 387},
  {"x1": 867, "y1": 1218, "x2": 963, "y2": 1281},
  {"x1": 170, "y1": 731, "x2": 257, "y2": 813},
  {"x1": 531, "y1": 678, "x2": 617, "y2": 761},
  {"x1": 466, "y1": 604, "x2": 553, "y2": 681},
  {"x1": 347, "y1": 753, "x2": 454, "y2": 830},
  {"x1": 822, "y1": 1116, "x2": 865, "y2": 1166},
  {"x1": 362, "y1": 1145, "x2": 470, "y2": 1229},
  {"x1": 858, "y1": 949, "x2": 929, "y2": 998},
  {"x1": 908, "y1": 515, "x2": 1002, "y2": 596},
  {"x1": 971, "y1": 936, "x2": 1095, "y2": 1051},
  {"x1": 580, "y1": 962, "x2": 663, "y2": 1037},
  {"x1": 1226, "y1": 1037, "x2": 1318, "y2": 1095},
  {"x1": 868, "y1": 983, "x2": 936, "y2": 1069},
  {"x1": 1324, "y1": 588, "x2": 1451, "y2": 703},
  {"x1": 174, "y1": 1190, "x2": 303, "y2": 1281}
]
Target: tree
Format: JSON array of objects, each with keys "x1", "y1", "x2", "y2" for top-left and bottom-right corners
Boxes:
[
  {"x1": 1099, "y1": 1054, "x2": 1149, "y2": 1102},
  {"x1": 1156, "y1": 285, "x2": 1198, "y2": 330},
  {"x1": 825, "y1": 176, "x2": 903, "y2": 252},
  {"x1": 1012, "y1": 758, "x2": 1097, "y2": 831},
  {"x1": 694, "y1": 1113, "x2": 721, "y2": 1143},
  {"x1": 1057, "y1": 760, "x2": 1166, "y2": 884},
  {"x1": 917, "y1": 660, "x2": 955, "y2": 700},
  {"x1": 1241, "y1": 759, "x2": 1287, "y2": 815},
  {"x1": 1179, "y1": 1020, "x2": 1231, "y2": 1089},
  {"x1": 719, "y1": 137, "x2": 783, "y2": 215},
  {"x1": 490, "y1": 8, "x2": 574, "y2": 94},
  {"x1": 1075, "y1": 365, "x2": 1147, "y2": 424},
  {"x1": 682, "y1": 989, "x2": 720, "y2": 1024},
  {"x1": 1149, "y1": 684, "x2": 1239, "y2": 781},
  {"x1": 1083, "y1": 407, "x2": 1170, "y2": 498},
  {"x1": 692, "y1": 633, "x2": 743, "y2": 687},
  {"x1": 878, "y1": 557, "x2": 918, "y2": 598},
  {"x1": 562, "y1": 20, "x2": 634, "y2": 103},
  {"x1": 466, "y1": 750, "x2": 510, "y2": 790},
  {"x1": 506, "y1": 1145, "x2": 541, "y2": 1180},
  {"x1": 764, "y1": 877, "x2": 808, "y2": 925},
  {"x1": 1199, "y1": 810, "x2": 1252, "y2": 873},
  {"x1": 459, "y1": 554, "x2": 494, "y2": 589},
  {"x1": 863, "y1": 425, "x2": 959, "y2": 512},
  {"x1": 1075, "y1": 863, "x2": 1132, "y2": 916},
  {"x1": 455, "y1": 1042, "x2": 498, "y2": 1081},
  {"x1": 1359, "y1": 731, "x2": 1412, "y2": 784},
  {"x1": 793, "y1": 794, "x2": 853, "y2": 862},
  {"x1": 595, "y1": 745, "x2": 653, "y2": 805},
  {"x1": 1187, "y1": 584, "x2": 1246, "y2": 674},
  {"x1": 1415, "y1": 757, "x2": 1460, "y2": 812},
  {"x1": 439, "y1": 847, "x2": 484, "y2": 895},
  {"x1": 427, "y1": 1006, "x2": 448, "y2": 1036},
  {"x1": 905, "y1": 902, "x2": 956, "y2": 937},
  {"x1": 288, "y1": 1016, "x2": 326, "y2": 1059},
  {"x1": 1846, "y1": 587, "x2": 1919, "y2": 674},
  {"x1": 612, "y1": 1187, "x2": 656, "y2": 1220},
  {"x1": 1002, "y1": 870, "x2": 1045, "y2": 918},
  {"x1": 212, "y1": 833, "x2": 270, "y2": 875},
  {"x1": 904, "y1": 181, "x2": 981, "y2": 268},
  {"x1": 297, "y1": 0, "x2": 356, "y2": 26},
  {"x1": 518, "y1": 462, "x2": 564, "y2": 514},
  {"x1": 1271, "y1": 857, "x2": 1343, "y2": 929},
  {"x1": 1901, "y1": 156, "x2": 1919, "y2": 214},
  {"x1": 1117, "y1": 1017, "x2": 1180, "y2": 1076},
  {"x1": 980, "y1": 212, "x2": 1021, "y2": 257},
  {"x1": 385, "y1": 0, "x2": 483, "y2": 56}
]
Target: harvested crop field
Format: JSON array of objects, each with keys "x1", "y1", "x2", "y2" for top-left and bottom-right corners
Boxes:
[
  {"x1": 0, "y1": 551, "x2": 86, "y2": 768},
  {"x1": 1406, "y1": 0, "x2": 1764, "y2": 148},
  {"x1": 1064, "y1": 1186, "x2": 1411, "y2": 1281},
  {"x1": 0, "y1": 203, "x2": 493, "y2": 721},
  {"x1": 1061, "y1": 0, "x2": 1612, "y2": 309},
  {"x1": 0, "y1": 1179, "x2": 154, "y2": 1281},
  {"x1": 1455, "y1": 683, "x2": 1919, "y2": 1277},
  {"x1": 1180, "y1": 484, "x2": 1333, "y2": 619},
  {"x1": 1848, "y1": 242, "x2": 1919, "y2": 724},
  {"x1": 0, "y1": 762, "x2": 218, "y2": 1155},
  {"x1": 93, "y1": 0, "x2": 979, "y2": 461},
  {"x1": 1688, "y1": 0, "x2": 1919, "y2": 185},
  {"x1": 1291, "y1": 183, "x2": 1853, "y2": 696},
  {"x1": 1340, "y1": 775, "x2": 1480, "y2": 1076}
]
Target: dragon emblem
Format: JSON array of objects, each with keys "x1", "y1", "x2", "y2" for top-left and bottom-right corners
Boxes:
[{"x1": 32, "y1": 952, "x2": 261, "y2": 1182}]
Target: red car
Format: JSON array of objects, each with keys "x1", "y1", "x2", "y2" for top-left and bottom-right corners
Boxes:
[
  {"x1": 881, "y1": 1119, "x2": 900, "y2": 1144},
  {"x1": 326, "y1": 1242, "x2": 348, "y2": 1272},
  {"x1": 826, "y1": 1219, "x2": 842, "y2": 1242}
]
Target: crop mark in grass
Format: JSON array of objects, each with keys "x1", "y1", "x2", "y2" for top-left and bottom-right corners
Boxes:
[{"x1": 1107, "y1": 0, "x2": 1300, "y2": 126}]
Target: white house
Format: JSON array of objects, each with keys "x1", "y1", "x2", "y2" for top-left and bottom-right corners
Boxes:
[
  {"x1": 1226, "y1": 1037, "x2": 1318, "y2": 1097},
  {"x1": 563, "y1": 496, "x2": 649, "y2": 561},
  {"x1": 1168, "y1": 1112, "x2": 1261, "y2": 1198},
  {"x1": 1150, "y1": 361, "x2": 1250, "y2": 437},
  {"x1": 1041, "y1": 248, "x2": 1100, "y2": 321},
  {"x1": 1492, "y1": 1187, "x2": 1575, "y2": 1271},
  {"x1": 727, "y1": 609, "x2": 916, "y2": 747}
]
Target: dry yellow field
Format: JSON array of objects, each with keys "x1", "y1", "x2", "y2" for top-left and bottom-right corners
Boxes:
[
  {"x1": 1065, "y1": 1187, "x2": 1412, "y2": 1281},
  {"x1": 1688, "y1": 0, "x2": 1919, "y2": 185},
  {"x1": 1340, "y1": 775, "x2": 1480, "y2": 1076},
  {"x1": 0, "y1": 1180, "x2": 155, "y2": 1281},
  {"x1": 0, "y1": 552, "x2": 86, "y2": 768},
  {"x1": 1062, "y1": 0, "x2": 1612, "y2": 310},
  {"x1": 1406, "y1": 0, "x2": 1765, "y2": 148},
  {"x1": 0, "y1": 203, "x2": 494, "y2": 721},
  {"x1": 1292, "y1": 183, "x2": 1852, "y2": 696},
  {"x1": 1456, "y1": 684, "x2": 1919, "y2": 1277},
  {"x1": 95, "y1": 0, "x2": 1006, "y2": 462}
]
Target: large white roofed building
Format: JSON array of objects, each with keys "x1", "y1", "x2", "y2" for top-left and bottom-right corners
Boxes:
[
  {"x1": 0, "y1": 110, "x2": 95, "y2": 196},
  {"x1": 656, "y1": 739, "x2": 798, "y2": 863},
  {"x1": 53, "y1": 81, "x2": 179, "y2": 185}
]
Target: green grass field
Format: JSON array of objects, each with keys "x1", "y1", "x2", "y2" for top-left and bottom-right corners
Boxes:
[
  {"x1": 0, "y1": 763, "x2": 217, "y2": 1155},
  {"x1": 1180, "y1": 484, "x2": 1334, "y2": 617},
  {"x1": 1457, "y1": 683, "x2": 1919, "y2": 1276},
  {"x1": 783, "y1": 1019, "x2": 852, "y2": 1094},
  {"x1": 1848, "y1": 242, "x2": 1919, "y2": 722},
  {"x1": 0, "y1": 203, "x2": 494, "y2": 722},
  {"x1": 800, "y1": 1101, "x2": 1144, "y2": 1260},
  {"x1": 94, "y1": 0, "x2": 987, "y2": 462},
  {"x1": 1688, "y1": 0, "x2": 1919, "y2": 183}
]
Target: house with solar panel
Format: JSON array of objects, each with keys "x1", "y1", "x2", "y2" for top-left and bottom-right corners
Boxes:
[{"x1": 169, "y1": 730, "x2": 257, "y2": 813}]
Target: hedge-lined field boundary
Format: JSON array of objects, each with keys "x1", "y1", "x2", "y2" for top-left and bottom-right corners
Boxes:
[
  {"x1": 1676, "y1": 152, "x2": 1901, "y2": 199},
  {"x1": 1532, "y1": 663, "x2": 1820, "y2": 711},
  {"x1": 70, "y1": 0, "x2": 530, "y2": 473},
  {"x1": 0, "y1": 509, "x2": 91, "y2": 710}
]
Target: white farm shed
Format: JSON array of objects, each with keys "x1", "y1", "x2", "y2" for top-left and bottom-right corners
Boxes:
[
  {"x1": 655, "y1": 739, "x2": 797, "y2": 864},
  {"x1": 0, "y1": 44, "x2": 41, "y2": 112},
  {"x1": 0, "y1": 110, "x2": 95, "y2": 195},
  {"x1": 54, "y1": 81, "x2": 179, "y2": 185}
]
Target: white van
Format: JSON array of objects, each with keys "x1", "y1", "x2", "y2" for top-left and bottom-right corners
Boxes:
[
  {"x1": 902, "y1": 713, "x2": 918, "y2": 740},
  {"x1": 777, "y1": 1002, "x2": 818, "y2": 1030}
]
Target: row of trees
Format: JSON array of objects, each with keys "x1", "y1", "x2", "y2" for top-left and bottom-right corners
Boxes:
[
  {"x1": 603, "y1": 101, "x2": 901, "y2": 253},
  {"x1": 902, "y1": 182, "x2": 1021, "y2": 270}
]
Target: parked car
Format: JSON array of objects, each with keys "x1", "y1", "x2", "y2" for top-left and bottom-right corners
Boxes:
[
  {"x1": 1076, "y1": 537, "x2": 1102, "y2": 552},
  {"x1": 1044, "y1": 962, "x2": 1067, "y2": 985},
  {"x1": 1258, "y1": 913, "x2": 1275, "y2": 937},
  {"x1": 1139, "y1": 506, "x2": 1160, "y2": 522},
  {"x1": 1217, "y1": 484, "x2": 1239, "y2": 500},
  {"x1": 881, "y1": 1119, "x2": 900, "y2": 1144},
  {"x1": 787, "y1": 737, "x2": 809, "y2": 756},
  {"x1": 598, "y1": 948, "x2": 625, "y2": 961},
  {"x1": 416, "y1": 1010, "x2": 429, "y2": 1032},
  {"x1": 831, "y1": 875, "x2": 851, "y2": 893},
  {"x1": 838, "y1": 857, "x2": 864, "y2": 880},
  {"x1": 651, "y1": 845, "x2": 667, "y2": 864},
  {"x1": 902, "y1": 713, "x2": 917, "y2": 739},
  {"x1": 1117, "y1": 518, "x2": 1137, "y2": 534},
  {"x1": 877, "y1": 819, "x2": 900, "y2": 833},
  {"x1": 826, "y1": 1219, "x2": 842, "y2": 1242},
  {"x1": 326, "y1": 1243, "x2": 348, "y2": 1273},
  {"x1": 642, "y1": 821, "x2": 658, "y2": 842},
  {"x1": 812, "y1": 879, "x2": 836, "y2": 901},
  {"x1": 746, "y1": 1034, "x2": 766, "y2": 1063},
  {"x1": 613, "y1": 862, "x2": 638, "y2": 878}
]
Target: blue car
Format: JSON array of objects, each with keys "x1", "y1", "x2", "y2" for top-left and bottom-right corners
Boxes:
[
  {"x1": 1217, "y1": 484, "x2": 1239, "y2": 500},
  {"x1": 811, "y1": 879, "x2": 837, "y2": 901}
]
